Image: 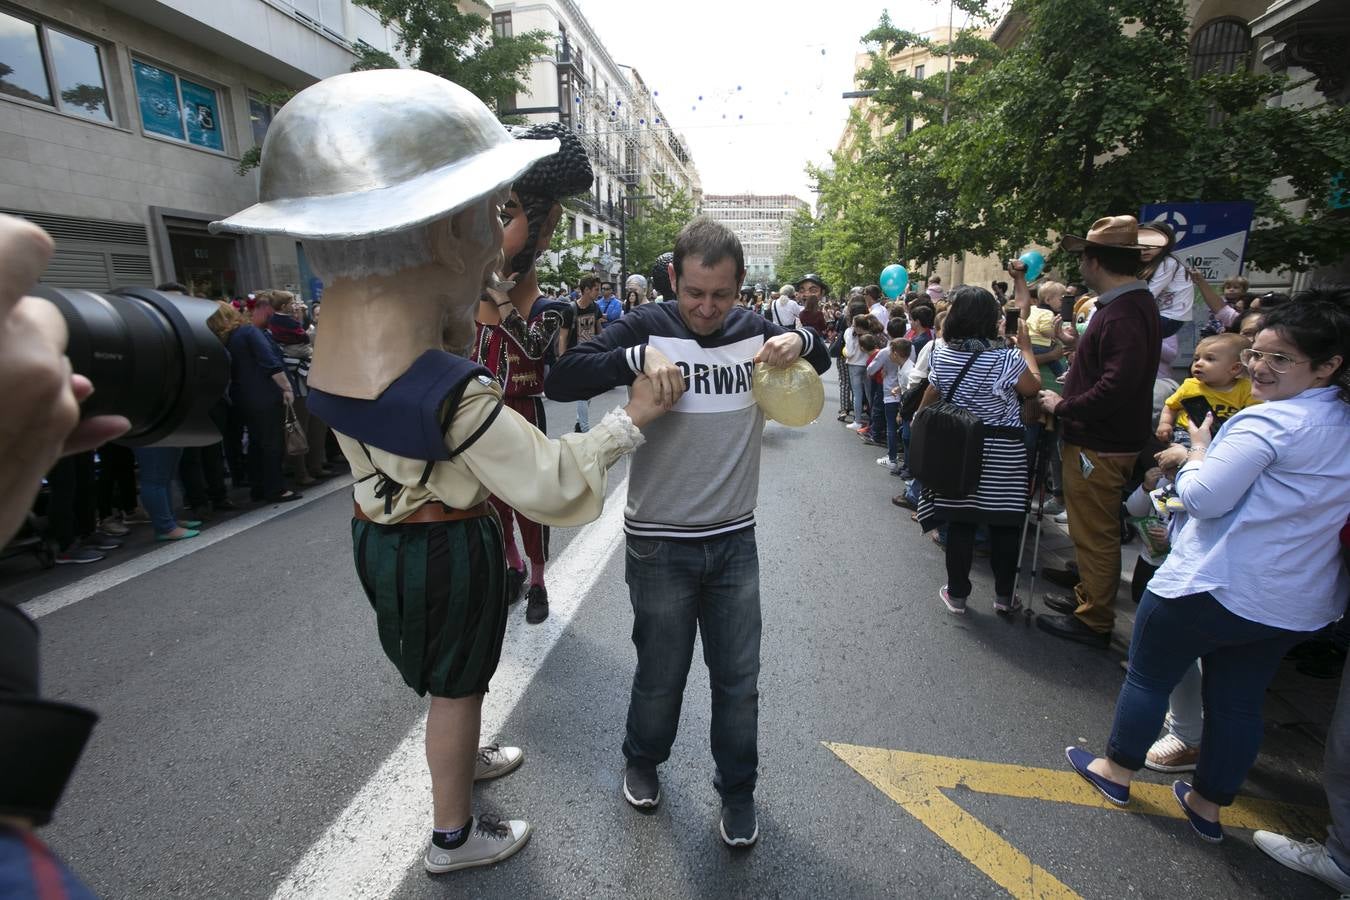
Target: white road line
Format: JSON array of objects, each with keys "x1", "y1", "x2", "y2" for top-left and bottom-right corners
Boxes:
[
  {"x1": 269, "y1": 477, "x2": 629, "y2": 900},
  {"x1": 20, "y1": 476, "x2": 354, "y2": 620}
]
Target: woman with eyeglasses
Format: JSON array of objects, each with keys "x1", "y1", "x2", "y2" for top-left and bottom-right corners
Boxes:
[{"x1": 1064, "y1": 288, "x2": 1350, "y2": 844}]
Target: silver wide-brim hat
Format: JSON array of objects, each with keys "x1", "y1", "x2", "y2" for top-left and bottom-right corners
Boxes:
[{"x1": 210, "y1": 70, "x2": 558, "y2": 240}]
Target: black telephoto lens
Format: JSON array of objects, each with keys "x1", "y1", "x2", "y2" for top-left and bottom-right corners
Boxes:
[{"x1": 33, "y1": 287, "x2": 230, "y2": 447}]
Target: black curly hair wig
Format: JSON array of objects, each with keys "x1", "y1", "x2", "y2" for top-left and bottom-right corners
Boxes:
[
  {"x1": 506, "y1": 122, "x2": 594, "y2": 277},
  {"x1": 650, "y1": 251, "x2": 674, "y2": 299}
]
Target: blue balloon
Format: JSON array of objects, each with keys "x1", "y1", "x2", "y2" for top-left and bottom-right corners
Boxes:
[
  {"x1": 879, "y1": 264, "x2": 909, "y2": 299},
  {"x1": 1019, "y1": 250, "x2": 1045, "y2": 283}
]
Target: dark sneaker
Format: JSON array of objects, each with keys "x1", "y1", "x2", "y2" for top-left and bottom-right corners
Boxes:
[
  {"x1": 525, "y1": 585, "x2": 548, "y2": 624},
  {"x1": 1037, "y1": 613, "x2": 1110, "y2": 648},
  {"x1": 423, "y1": 815, "x2": 531, "y2": 873},
  {"x1": 505, "y1": 568, "x2": 525, "y2": 605},
  {"x1": 1172, "y1": 780, "x2": 1223, "y2": 842},
  {"x1": 623, "y1": 763, "x2": 660, "y2": 809},
  {"x1": 1041, "y1": 593, "x2": 1078, "y2": 615},
  {"x1": 719, "y1": 800, "x2": 759, "y2": 848},
  {"x1": 1065, "y1": 746, "x2": 1130, "y2": 806},
  {"x1": 87, "y1": 532, "x2": 122, "y2": 551},
  {"x1": 474, "y1": 743, "x2": 523, "y2": 781},
  {"x1": 56, "y1": 543, "x2": 104, "y2": 565}
]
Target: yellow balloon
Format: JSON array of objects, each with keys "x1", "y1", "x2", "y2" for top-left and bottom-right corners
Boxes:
[{"x1": 752, "y1": 359, "x2": 824, "y2": 426}]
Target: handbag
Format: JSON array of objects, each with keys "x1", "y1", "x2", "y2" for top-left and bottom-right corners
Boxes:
[
  {"x1": 908, "y1": 352, "x2": 985, "y2": 498},
  {"x1": 283, "y1": 401, "x2": 309, "y2": 456},
  {"x1": 897, "y1": 377, "x2": 928, "y2": 422}
]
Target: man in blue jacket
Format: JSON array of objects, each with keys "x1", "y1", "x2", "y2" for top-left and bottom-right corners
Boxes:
[
  {"x1": 596, "y1": 282, "x2": 623, "y2": 323},
  {"x1": 545, "y1": 217, "x2": 830, "y2": 848}
]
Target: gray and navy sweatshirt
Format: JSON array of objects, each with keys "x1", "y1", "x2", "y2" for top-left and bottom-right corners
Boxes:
[{"x1": 545, "y1": 303, "x2": 830, "y2": 540}]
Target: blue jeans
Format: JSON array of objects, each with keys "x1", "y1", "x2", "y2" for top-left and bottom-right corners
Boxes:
[
  {"x1": 623, "y1": 530, "x2": 762, "y2": 802},
  {"x1": 133, "y1": 446, "x2": 184, "y2": 534},
  {"x1": 882, "y1": 401, "x2": 900, "y2": 462},
  {"x1": 847, "y1": 365, "x2": 869, "y2": 424},
  {"x1": 1108, "y1": 589, "x2": 1307, "y2": 805},
  {"x1": 865, "y1": 380, "x2": 886, "y2": 441},
  {"x1": 575, "y1": 399, "x2": 589, "y2": 432}
]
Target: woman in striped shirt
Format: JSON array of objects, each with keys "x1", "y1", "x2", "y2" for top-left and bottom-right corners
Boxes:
[{"x1": 916, "y1": 285, "x2": 1042, "y2": 615}]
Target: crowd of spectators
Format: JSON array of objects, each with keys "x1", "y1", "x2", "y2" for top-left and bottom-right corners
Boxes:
[{"x1": 821, "y1": 215, "x2": 1349, "y2": 887}]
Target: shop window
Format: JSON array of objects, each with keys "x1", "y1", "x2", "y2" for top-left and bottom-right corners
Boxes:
[
  {"x1": 248, "y1": 93, "x2": 279, "y2": 147},
  {"x1": 0, "y1": 10, "x2": 112, "y2": 123},
  {"x1": 133, "y1": 59, "x2": 224, "y2": 151}
]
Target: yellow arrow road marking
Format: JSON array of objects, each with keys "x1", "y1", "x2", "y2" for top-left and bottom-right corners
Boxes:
[{"x1": 825, "y1": 742, "x2": 1329, "y2": 900}]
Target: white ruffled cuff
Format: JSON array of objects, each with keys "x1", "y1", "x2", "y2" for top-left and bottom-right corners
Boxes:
[{"x1": 596, "y1": 406, "x2": 645, "y2": 454}]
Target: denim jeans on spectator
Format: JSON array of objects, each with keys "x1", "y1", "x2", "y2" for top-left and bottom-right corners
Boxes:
[
  {"x1": 575, "y1": 399, "x2": 590, "y2": 432},
  {"x1": 133, "y1": 446, "x2": 184, "y2": 535},
  {"x1": 900, "y1": 420, "x2": 912, "y2": 464},
  {"x1": 1108, "y1": 588, "x2": 1307, "y2": 805},
  {"x1": 882, "y1": 401, "x2": 900, "y2": 463},
  {"x1": 865, "y1": 379, "x2": 886, "y2": 441},
  {"x1": 622, "y1": 529, "x2": 761, "y2": 802},
  {"x1": 847, "y1": 364, "x2": 869, "y2": 425}
]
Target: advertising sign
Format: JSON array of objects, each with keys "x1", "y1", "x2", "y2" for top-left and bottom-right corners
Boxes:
[{"x1": 1139, "y1": 201, "x2": 1255, "y2": 282}]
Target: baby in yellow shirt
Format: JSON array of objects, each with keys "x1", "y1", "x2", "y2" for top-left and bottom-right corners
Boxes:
[{"x1": 1156, "y1": 332, "x2": 1258, "y2": 442}]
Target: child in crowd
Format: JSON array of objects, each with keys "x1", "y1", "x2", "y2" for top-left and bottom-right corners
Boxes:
[
  {"x1": 1026, "y1": 304, "x2": 1067, "y2": 380},
  {"x1": 857, "y1": 333, "x2": 884, "y2": 445},
  {"x1": 844, "y1": 313, "x2": 872, "y2": 430},
  {"x1": 870, "y1": 337, "x2": 913, "y2": 471},
  {"x1": 1155, "y1": 333, "x2": 1257, "y2": 444}
]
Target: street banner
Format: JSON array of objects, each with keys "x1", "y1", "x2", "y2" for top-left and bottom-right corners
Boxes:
[{"x1": 1139, "y1": 201, "x2": 1255, "y2": 281}]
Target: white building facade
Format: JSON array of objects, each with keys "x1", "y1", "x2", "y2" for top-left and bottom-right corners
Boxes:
[
  {"x1": 0, "y1": 0, "x2": 441, "y2": 297},
  {"x1": 489, "y1": 0, "x2": 700, "y2": 281},
  {"x1": 701, "y1": 194, "x2": 807, "y2": 286}
]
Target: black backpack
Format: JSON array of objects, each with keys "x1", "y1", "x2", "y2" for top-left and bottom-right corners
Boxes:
[{"x1": 909, "y1": 352, "x2": 985, "y2": 498}]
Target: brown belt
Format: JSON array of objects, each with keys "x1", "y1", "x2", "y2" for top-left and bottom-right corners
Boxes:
[{"x1": 353, "y1": 501, "x2": 491, "y2": 524}]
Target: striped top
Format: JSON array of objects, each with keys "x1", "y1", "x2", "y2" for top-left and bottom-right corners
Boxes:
[{"x1": 927, "y1": 344, "x2": 1027, "y2": 427}]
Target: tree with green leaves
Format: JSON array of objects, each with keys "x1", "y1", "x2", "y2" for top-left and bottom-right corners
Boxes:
[
  {"x1": 622, "y1": 189, "x2": 695, "y2": 283},
  {"x1": 534, "y1": 225, "x2": 607, "y2": 291},
  {"x1": 848, "y1": 0, "x2": 1350, "y2": 276},
  {"x1": 774, "y1": 205, "x2": 824, "y2": 288},
  {"x1": 357, "y1": 0, "x2": 551, "y2": 115}
]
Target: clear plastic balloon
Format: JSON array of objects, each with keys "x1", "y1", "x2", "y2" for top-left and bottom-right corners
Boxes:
[{"x1": 752, "y1": 359, "x2": 824, "y2": 427}]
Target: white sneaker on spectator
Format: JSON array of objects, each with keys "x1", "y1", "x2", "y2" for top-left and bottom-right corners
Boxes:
[
  {"x1": 474, "y1": 743, "x2": 523, "y2": 781},
  {"x1": 423, "y1": 816, "x2": 530, "y2": 874},
  {"x1": 876, "y1": 456, "x2": 893, "y2": 467},
  {"x1": 846, "y1": 422, "x2": 864, "y2": 430},
  {"x1": 1054, "y1": 510, "x2": 1069, "y2": 525},
  {"x1": 1039, "y1": 497, "x2": 1065, "y2": 516},
  {"x1": 1253, "y1": 831, "x2": 1350, "y2": 892}
]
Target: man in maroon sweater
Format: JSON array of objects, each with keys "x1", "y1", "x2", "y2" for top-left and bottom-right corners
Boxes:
[{"x1": 1035, "y1": 216, "x2": 1161, "y2": 647}]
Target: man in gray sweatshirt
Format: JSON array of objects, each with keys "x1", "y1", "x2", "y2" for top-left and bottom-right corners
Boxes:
[{"x1": 545, "y1": 217, "x2": 830, "y2": 848}]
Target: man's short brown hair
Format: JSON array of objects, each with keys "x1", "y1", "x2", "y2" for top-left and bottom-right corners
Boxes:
[
  {"x1": 673, "y1": 216, "x2": 745, "y2": 282},
  {"x1": 578, "y1": 274, "x2": 600, "y2": 291}
]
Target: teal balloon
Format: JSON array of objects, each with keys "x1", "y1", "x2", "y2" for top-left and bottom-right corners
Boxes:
[
  {"x1": 879, "y1": 264, "x2": 909, "y2": 298},
  {"x1": 1019, "y1": 250, "x2": 1045, "y2": 283}
]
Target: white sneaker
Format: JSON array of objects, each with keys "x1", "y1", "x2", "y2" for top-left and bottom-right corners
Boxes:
[
  {"x1": 846, "y1": 422, "x2": 863, "y2": 430},
  {"x1": 1253, "y1": 831, "x2": 1350, "y2": 892},
  {"x1": 474, "y1": 743, "x2": 523, "y2": 781},
  {"x1": 1054, "y1": 510, "x2": 1070, "y2": 525},
  {"x1": 876, "y1": 456, "x2": 893, "y2": 467},
  {"x1": 424, "y1": 816, "x2": 531, "y2": 874}
]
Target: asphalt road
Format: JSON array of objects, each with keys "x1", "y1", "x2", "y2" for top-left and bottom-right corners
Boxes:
[{"x1": 21, "y1": 375, "x2": 1332, "y2": 899}]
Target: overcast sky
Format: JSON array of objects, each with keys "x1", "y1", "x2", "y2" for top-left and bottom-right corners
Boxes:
[{"x1": 573, "y1": 0, "x2": 965, "y2": 205}]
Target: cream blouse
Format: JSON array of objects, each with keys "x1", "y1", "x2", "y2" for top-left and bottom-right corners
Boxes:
[{"x1": 336, "y1": 380, "x2": 643, "y2": 526}]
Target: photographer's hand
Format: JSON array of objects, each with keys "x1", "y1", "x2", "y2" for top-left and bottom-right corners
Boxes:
[{"x1": 0, "y1": 215, "x2": 130, "y2": 547}]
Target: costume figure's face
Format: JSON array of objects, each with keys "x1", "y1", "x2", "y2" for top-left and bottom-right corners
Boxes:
[
  {"x1": 675, "y1": 256, "x2": 741, "y2": 336},
  {"x1": 499, "y1": 191, "x2": 530, "y2": 278},
  {"x1": 799, "y1": 282, "x2": 823, "y2": 303}
]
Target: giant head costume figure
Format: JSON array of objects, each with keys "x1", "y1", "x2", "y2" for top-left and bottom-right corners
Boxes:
[{"x1": 209, "y1": 70, "x2": 558, "y2": 399}]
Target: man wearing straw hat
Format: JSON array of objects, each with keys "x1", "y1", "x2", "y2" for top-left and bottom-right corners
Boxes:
[
  {"x1": 211, "y1": 69, "x2": 669, "y2": 874},
  {"x1": 1035, "y1": 215, "x2": 1161, "y2": 647}
]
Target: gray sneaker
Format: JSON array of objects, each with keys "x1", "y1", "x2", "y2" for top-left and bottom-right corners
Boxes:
[
  {"x1": 474, "y1": 743, "x2": 523, "y2": 781},
  {"x1": 423, "y1": 815, "x2": 531, "y2": 874},
  {"x1": 622, "y1": 763, "x2": 660, "y2": 809},
  {"x1": 719, "y1": 800, "x2": 759, "y2": 848}
]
